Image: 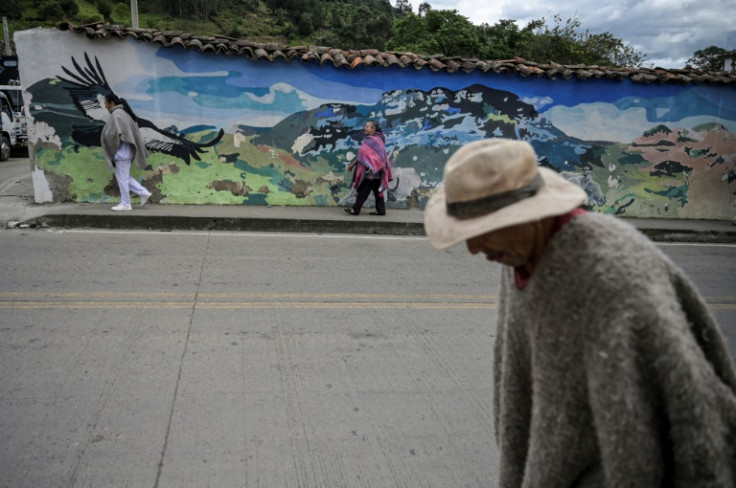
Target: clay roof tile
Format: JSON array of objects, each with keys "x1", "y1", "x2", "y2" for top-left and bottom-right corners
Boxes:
[
  {"x1": 363, "y1": 54, "x2": 378, "y2": 66},
  {"x1": 201, "y1": 43, "x2": 217, "y2": 54},
  {"x1": 52, "y1": 22, "x2": 736, "y2": 85},
  {"x1": 444, "y1": 59, "x2": 461, "y2": 71},
  {"x1": 188, "y1": 38, "x2": 203, "y2": 50},
  {"x1": 427, "y1": 58, "x2": 445, "y2": 71}
]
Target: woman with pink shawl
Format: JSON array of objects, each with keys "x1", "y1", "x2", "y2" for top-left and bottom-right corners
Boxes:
[{"x1": 345, "y1": 120, "x2": 393, "y2": 216}]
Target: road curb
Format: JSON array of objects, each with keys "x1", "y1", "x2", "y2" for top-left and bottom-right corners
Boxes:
[
  {"x1": 17, "y1": 213, "x2": 736, "y2": 243},
  {"x1": 637, "y1": 228, "x2": 736, "y2": 244},
  {"x1": 25, "y1": 213, "x2": 429, "y2": 236}
]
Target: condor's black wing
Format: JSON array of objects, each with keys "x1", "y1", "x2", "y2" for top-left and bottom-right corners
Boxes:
[{"x1": 59, "y1": 53, "x2": 223, "y2": 164}]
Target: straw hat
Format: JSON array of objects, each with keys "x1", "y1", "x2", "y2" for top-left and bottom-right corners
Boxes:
[{"x1": 424, "y1": 138, "x2": 587, "y2": 250}]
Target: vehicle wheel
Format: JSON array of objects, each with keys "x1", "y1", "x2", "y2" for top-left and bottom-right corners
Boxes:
[{"x1": 0, "y1": 134, "x2": 11, "y2": 161}]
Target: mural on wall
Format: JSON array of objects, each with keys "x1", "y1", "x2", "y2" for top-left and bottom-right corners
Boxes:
[
  {"x1": 17, "y1": 29, "x2": 736, "y2": 218},
  {"x1": 58, "y1": 54, "x2": 224, "y2": 165}
]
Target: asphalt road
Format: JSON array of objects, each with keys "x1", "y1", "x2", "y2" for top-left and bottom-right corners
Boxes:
[
  {"x1": 657, "y1": 242, "x2": 736, "y2": 352},
  {"x1": 0, "y1": 157, "x2": 31, "y2": 194},
  {"x1": 0, "y1": 229, "x2": 734, "y2": 487}
]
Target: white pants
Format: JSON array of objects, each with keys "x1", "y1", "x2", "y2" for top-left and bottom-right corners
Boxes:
[{"x1": 115, "y1": 159, "x2": 148, "y2": 206}]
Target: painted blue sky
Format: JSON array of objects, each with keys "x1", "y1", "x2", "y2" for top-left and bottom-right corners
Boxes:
[
  {"x1": 56, "y1": 38, "x2": 736, "y2": 140},
  {"x1": 152, "y1": 44, "x2": 695, "y2": 110}
]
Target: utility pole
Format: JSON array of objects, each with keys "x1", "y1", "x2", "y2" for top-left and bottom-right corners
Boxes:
[
  {"x1": 2, "y1": 17, "x2": 11, "y2": 55},
  {"x1": 131, "y1": 0, "x2": 139, "y2": 28}
]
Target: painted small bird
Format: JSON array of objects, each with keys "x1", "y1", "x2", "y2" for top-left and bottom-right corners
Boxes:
[{"x1": 58, "y1": 52, "x2": 223, "y2": 165}]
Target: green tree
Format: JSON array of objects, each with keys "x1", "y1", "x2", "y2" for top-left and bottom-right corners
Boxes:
[
  {"x1": 297, "y1": 12, "x2": 314, "y2": 36},
  {"x1": 94, "y1": 0, "x2": 113, "y2": 22},
  {"x1": 477, "y1": 19, "x2": 540, "y2": 60},
  {"x1": 427, "y1": 9, "x2": 482, "y2": 57},
  {"x1": 387, "y1": 13, "x2": 427, "y2": 53},
  {"x1": 0, "y1": 0, "x2": 24, "y2": 19},
  {"x1": 387, "y1": 8, "x2": 481, "y2": 57},
  {"x1": 687, "y1": 45, "x2": 735, "y2": 72},
  {"x1": 336, "y1": 3, "x2": 392, "y2": 50},
  {"x1": 38, "y1": 0, "x2": 65, "y2": 21},
  {"x1": 518, "y1": 15, "x2": 645, "y2": 67},
  {"x1": 388, "y1": 11, "x2": 644, "y2": 65},
  {"x1": 517, "y1": 16, "x2": 585, "y2": 64},
  {"x1": 394, "y1": 0, "x2": 412, "y2": 15},
  {"x1": 161, "y1": 0, "x2": 221, "y2": 19},
  {"x1": 59, "y1": 0, "x2": 79, "y2": 16},
  {"x1": 579, "y1": 31, "x2": 644, "y2": 67}
]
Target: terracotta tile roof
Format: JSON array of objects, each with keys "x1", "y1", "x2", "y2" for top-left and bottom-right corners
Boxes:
[{"x1": 57, "y1": 22, "x2": 736, "y2": 85}]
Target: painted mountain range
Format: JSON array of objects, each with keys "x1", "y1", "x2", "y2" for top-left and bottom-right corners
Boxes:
[{"x1": 28, "y1": 78, "x2": 735, "y2": 218}]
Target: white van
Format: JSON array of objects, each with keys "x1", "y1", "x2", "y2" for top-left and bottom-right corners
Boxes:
[
  {"x1": 0, "y1": 84, "x2": 27, "y2": 161},
  {"x1": 0, "y1": 91, "x2": 15, "y2": 161}
]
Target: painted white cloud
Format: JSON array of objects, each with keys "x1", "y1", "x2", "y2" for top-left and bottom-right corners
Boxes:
[
  {"x1": 17, "y1": 28, "x2": 388, "y2": 134},
  {"x1": 545, "y1": 102, "x2": 736, "y2": 142},
  {"x1": 522, "y1": 95, "x2": 554, "y2": 110},
  {"x1": 247, "y1": 82, "x2": 328, "y2": 112},
  {"x1": 545, "y1": 103, "x2": 655, "y2": 142}
]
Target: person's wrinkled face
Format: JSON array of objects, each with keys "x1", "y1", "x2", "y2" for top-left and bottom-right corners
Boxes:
[
  {"x1": 465, "y1": 223, "x2": 537, "y2": 268},
  {"x1": 364, "y1": 123, "x2": 376, "y2": 136}
]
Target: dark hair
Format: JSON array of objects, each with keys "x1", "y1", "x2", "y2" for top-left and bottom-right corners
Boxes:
[
  {"x1": 105, "y1": 93, "x2": 137, "y2": 122},
  {"x1": 367, "y1": 120, "x2": 382, "y2": 133},
  {"x1": 104, "y1": 93, "x2": 120, "y2": 105}
]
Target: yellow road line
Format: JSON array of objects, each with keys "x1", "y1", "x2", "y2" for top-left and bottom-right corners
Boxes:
[
  {"x1": 0, "y1": 301, "x2": 496, "y2": 310},
  {"x1": 1, "y1": 291, "x2": 733, "y2": 302},
  {"x1": 0, "y1": 292, "x2": 733, "y2": 310},
  {"x1": 0, "y1": 291, "x2": 497, "y2": 302}
]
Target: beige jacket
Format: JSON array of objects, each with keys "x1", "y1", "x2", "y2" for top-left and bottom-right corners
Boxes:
[{"x1": 100, "y1": 105, "x2": 148, "y2": 171}]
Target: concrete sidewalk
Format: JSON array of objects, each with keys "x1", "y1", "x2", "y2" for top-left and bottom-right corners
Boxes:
[{"x1": 1, "y1": 158, "x2": 735, "y2": 242}]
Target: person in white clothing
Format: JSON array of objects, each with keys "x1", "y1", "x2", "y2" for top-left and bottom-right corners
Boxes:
[{"x1": 101, "y1": 94, "x2": 152, "y2": 212}]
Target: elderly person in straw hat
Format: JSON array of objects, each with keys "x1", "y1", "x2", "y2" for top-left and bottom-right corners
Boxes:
[{"x1": 425, "y1": 138, "x2": 736, "y2": 487}]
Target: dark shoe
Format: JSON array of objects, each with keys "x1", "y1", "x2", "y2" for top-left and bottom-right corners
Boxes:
[
  {"x1": 369, "y1": 211, "x2": 385, "y2": 216},
  {"x1": 344, "y1": 208, "x2": 359, "y2": 215}
]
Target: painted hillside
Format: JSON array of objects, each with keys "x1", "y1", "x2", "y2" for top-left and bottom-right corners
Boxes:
[
  {"x1": 27, "y1": 76, "x2": 734, "y2": 218},
  {"x1": 16, "y1": 29, "x2": 736, "y2": 219}
]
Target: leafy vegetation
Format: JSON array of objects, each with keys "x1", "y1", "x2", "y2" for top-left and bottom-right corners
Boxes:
[
  {"x1": 0, "y1": 0, "x2": 729, "y2": 69},
  {"x1": 388, "y1": 11, "x2": 646, "y2": 66},
  {"x1": 687, "y1": 46, "x2": 736, "y2": 73},
  {"x1": 514, "y1": 15, "x2": 646, "y2": 67}
]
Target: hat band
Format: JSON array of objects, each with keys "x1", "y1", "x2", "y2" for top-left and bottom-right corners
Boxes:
[{"x1": 446, "y1": 172, "x2": 543, "y2": 218}]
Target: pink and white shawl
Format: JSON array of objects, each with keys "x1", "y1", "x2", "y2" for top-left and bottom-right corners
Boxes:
[{"x1": 351, "y1": 132, "x2": 393, "y2": 192}]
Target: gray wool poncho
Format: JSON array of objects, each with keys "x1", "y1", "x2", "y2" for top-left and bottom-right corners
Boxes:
[
  {"x1": 100, "y1": 105, "x2": 148, "y2": 172},
  {"x1": 494, "y1": 212, "x2": 736, "y2": 487}
]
